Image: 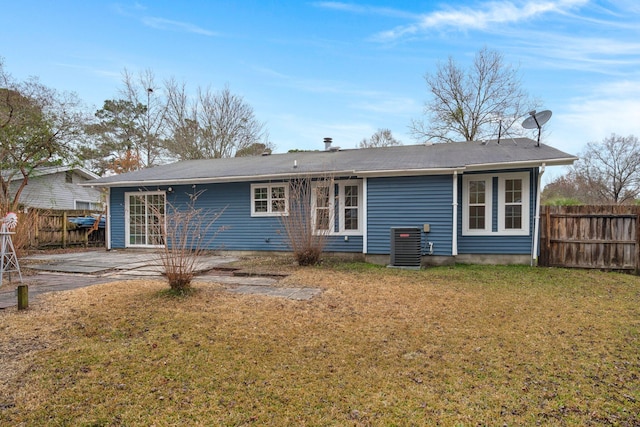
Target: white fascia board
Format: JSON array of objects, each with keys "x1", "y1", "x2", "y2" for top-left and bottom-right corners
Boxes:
[
  {"x1": 78, "y1": 170, "x2": 359, "y2": 188},
  {"x1": 355, "y1": 167, "x2": 465, "y2": 178},
  {"x1": 463, "y1": 157, "x2": 578, "y2": 171}
]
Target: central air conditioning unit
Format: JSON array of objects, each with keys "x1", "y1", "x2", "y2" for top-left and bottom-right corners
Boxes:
[{"x1": 389, "y1": 227, "x2": 422, "y2": 268}]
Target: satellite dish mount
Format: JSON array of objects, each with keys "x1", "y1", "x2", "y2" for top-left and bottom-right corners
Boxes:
[{"x1": 521, "y1": 109, "x2": 552, "y2": 147}]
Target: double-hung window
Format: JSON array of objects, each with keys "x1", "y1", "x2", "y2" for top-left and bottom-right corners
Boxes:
[
  {"x1": 340, "y1": 183, "x2": 361, "y2": 233},
  {"x1": 313, "y1": 184, "x2": 332, "y2": 231},
  {"x1": 463, "y1": 175, "x2": 492, "y2": 235},
  {"x1": 251, "y1": 183, "x2": 289, "y2": 216},
  {"x1": 498, "y1": 173, "x2": 529, "y2": 235}
]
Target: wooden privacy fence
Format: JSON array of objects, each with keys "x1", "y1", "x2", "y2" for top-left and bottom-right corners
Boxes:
[
  {"x1": 21, "y1": 209, "x2": 105, "y2": 249},
  {"x1": 539, "y1": 205, "x2": 640, "y2": 272}
]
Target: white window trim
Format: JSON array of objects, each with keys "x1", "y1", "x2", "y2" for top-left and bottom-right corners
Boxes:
[
  {"x1": 338, "y1": 180, "x2": 363, "y2": 235},
  {"x1": 462, "y1": 174, "x2": 493, "y2": 236},
  {"x1": 497, "y1": 172, "x2": 530, "y2": 236},
  {"x1": 311, "y1": 180, "x2": 363, "y2": 236},
  {"x1": 250, "y1": 183, "x2": 289, "y2": 217},
  {"x1": 124, "y1": 190, "x2": 166, "y2": 248}
]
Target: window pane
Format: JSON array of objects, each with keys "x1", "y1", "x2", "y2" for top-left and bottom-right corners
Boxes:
[
  {"x1": 316, "y1": 208, "x2": 330, "y2": 230},
  {"x1": 271, "y1": 186, "x2": 285, "y2": 199},
  {"x1": 344, "y1": 185, "x2": 358, "y2": 207},
  {"x1": 469, "y1": 180, "x2": 485, "y2": 204},
  {"x1": 316, "y1": 186, "x2": 330, "y2": 208},
  {"x1": 254, "y1": 200, "x2": 268, "y2": 212},
  {"x1": 272, "y1": 199, "x2": 285, "y2": 212},
  {"x1": 254, "y1": 187, "x2": 267, "y2": 200},
  {"x1": 344, "y1": 208, "x2": 358, "y2": 230},
  {"x1": 469, "y1": 206, "x2": 485, "y2": 230},
  {"x1": 505, "y1": 205, "x2": 522, "y2": 229},
  {"x1": 505, "y1": 179, "x2": 522, "y2": 203}
]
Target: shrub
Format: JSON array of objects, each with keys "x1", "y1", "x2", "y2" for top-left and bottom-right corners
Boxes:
[
  {"x1": 143, "y1": 190, "x2": 226, "y2": 292},
  {"x1": 280, "y1": 175, "x2": 334, "y2": 266}
]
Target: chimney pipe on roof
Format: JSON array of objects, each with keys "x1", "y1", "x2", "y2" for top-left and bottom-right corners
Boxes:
[{"x1": 324, "y1": 137, "x2": 332, "y2": 151}]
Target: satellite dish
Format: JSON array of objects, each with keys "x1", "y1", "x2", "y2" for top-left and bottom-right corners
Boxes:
[{"x1": 521, "y1": 109, "x2": 552, "y2": 146}]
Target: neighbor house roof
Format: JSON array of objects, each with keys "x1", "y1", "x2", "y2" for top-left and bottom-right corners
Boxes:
[
  {"x1": 2, "y1": 166, "x2": 99, "y2": 181},
  {"x1": 83, "y1": 138, "x2": 577, "y2": 188}
]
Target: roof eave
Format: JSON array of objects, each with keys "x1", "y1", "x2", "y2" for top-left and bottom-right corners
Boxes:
[
  {"x1": 463, "y1": 157, "x2": 578, "y2": 171},
  {"x1": 355, "y1": 167, "x2": 465, "y2": 178},
  {"x1": 79, "y1": 170, "x2": 359, "y2": 188}
]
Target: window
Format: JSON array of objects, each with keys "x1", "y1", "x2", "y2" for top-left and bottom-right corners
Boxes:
[
  {"x1": 463, "y1": 175, "x2": 492, "y2": 235},
  {"x1": 311, "y1": 180, "x2": 362, "y2": 235},
  {"x1": 125, "y1": 191, "x2": 165, "y2": 247},
  {"x1": 251, "y1": 184, "x2": 289, "y2": 216},
  {"x1": 313, "y1": 184, "x2": 332, "y2": 231},
  {"x1": 462, "y1": 172, "x2": 530, "y2": 236},
  {"x1": 75, "y1": 200, "x2": 102, "y2": 210},
  {"x1": 341, "y1": 184, "x2": 360, "y2": 232},
  {"x1": 65, "y1": 171, "x2": 73, "y2": 183},
  {"x1": 498, "y1": 173, "x2": 530, "y2": 235}
]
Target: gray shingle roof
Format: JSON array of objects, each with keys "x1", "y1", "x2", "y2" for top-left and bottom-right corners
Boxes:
[{"x1": 85, "y1": 138, "x2": 577, "y2": 187}]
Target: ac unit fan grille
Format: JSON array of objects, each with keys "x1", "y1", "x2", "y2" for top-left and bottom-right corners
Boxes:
[{"x1": 390, "y1": 227, "x2": 421, "y2": 268}]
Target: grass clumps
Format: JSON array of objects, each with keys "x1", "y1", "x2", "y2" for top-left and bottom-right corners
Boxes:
[{"x1": 0, "y1": 265, "x2": 638, "y2": 425}]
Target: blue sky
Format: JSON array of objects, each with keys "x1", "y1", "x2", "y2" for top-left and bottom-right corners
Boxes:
[{"x1": 1, "y1": 1, "x2": 639, "y2": 179}]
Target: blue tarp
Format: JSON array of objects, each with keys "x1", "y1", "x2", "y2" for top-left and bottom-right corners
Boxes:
[{"x1": 68, "y1": 215, "x2": 105, "y2": 229}]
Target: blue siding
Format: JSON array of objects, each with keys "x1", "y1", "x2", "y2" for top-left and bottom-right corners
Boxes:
[
  {"x1": 108, "y1": 168, "x2": 541, "y2": 257},
  {"x1": 110, "y1": 187, "x2": 126, "y2": 249},
  {"x1": 367, "y1": 175, "x2": 453, "y2": 256},
  {"x1": 109, "y1": 182, "x2": 363, "y2": 253},
  {"x1": 457, "y1": 169, "x2": 538, "y2": 255}
]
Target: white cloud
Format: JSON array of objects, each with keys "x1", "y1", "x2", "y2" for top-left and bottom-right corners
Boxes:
[
  {"x1": 372, "y1": 0, "x2": 588, "y2": 41},
  {"x1": 548, "y1": 79, "x2": 640, "y2": 155},
  {"x1": 312, "y1": 2, "x2": 419, "y2": 19},
  {"x1": 141, "y1": 17, "x2": 217, "y2": 36}
]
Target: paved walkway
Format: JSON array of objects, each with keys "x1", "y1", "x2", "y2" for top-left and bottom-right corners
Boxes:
[{"x1": 0, "y1": 250, "x2": 322, "y2": 309}]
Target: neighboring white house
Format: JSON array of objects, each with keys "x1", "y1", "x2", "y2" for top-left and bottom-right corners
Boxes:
[{"x1": 6, "y1": 166, "x2": 104, "y2": 210}]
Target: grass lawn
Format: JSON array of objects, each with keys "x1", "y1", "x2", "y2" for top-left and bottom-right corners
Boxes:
[{"x1": 1, "y1": 261, "x2": 639, "y2": 426}]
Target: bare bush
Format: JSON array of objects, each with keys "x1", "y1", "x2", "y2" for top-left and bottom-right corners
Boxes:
[
  {"x1": 280, "y1": 175, "x2": 334, "y2": 266},
  {"x1": 143, "y1": 190, "x2": 226, "y2": 292}
]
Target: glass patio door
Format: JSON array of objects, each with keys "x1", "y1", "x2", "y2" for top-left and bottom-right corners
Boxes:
[{"x1": 126, "y1": 192, "x2": 165, "y2": 247}]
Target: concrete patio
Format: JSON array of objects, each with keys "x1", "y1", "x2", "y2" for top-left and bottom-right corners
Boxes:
[{"x1": 0, "y1": 250, "x2": 322, "y2": 309}]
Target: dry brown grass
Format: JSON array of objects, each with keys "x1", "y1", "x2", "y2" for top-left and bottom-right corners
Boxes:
[{"x1": 0, "y1": 263, "x2": 639, "y2": 426}]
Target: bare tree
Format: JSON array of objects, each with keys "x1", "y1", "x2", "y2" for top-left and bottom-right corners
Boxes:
[
  {"x1": 359, "y1": 128, "x2": 402, "y2": 148},
  {"x1": 235, "y1": 141, "x2": 273, "y2": 157},
  {"x1": 164, "y1": 81, "x2": 268, "y2": 159},
  {"x1": 410, "y1": 47, "x2": 538, "y2": 143},
  {"x1": 120, "y1": 68, "x2": 168, "y2": 167},
  {"x1": 572, "y1": 134, "x2": 640, "y2": 205},
  {"x1": 541, "y1": 170, "x2": 596, "y2": 205},
  {"x1": 0, "y1": 58, "x2": 87, "y2": 210}
]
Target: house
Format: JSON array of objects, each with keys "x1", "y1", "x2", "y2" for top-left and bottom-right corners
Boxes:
[
  {"x1": 6, "y1": 166, "x2": 103, "y2": 210},
  {"x1": 83, "y1": 138, "x2": 577, "y2": 266}
]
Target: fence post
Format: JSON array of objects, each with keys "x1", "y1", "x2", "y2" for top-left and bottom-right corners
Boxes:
[
  {"x1": 62, "y1": 211, "x2": 67, "y2": 248},
  {"x1": 635, "y1": 213, "x2": 640, "y2": 275},
  {"x1": 17, "y1": 285, "x2": 28, "y2": 310}
]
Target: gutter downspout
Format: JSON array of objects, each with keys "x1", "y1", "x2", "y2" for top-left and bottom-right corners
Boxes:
[
  {"x1": 362, "y1": 177, "x2": 368, "y2": 254},
  {"x1": 531, "y1": 164, "x2": 545, "y2": 266},
  {"x1": 452, "y1": 171, "x2": 458, "y2": 256},
  {"x1": 106, "y1": 187, "x2": 112, "y2": 251}
]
